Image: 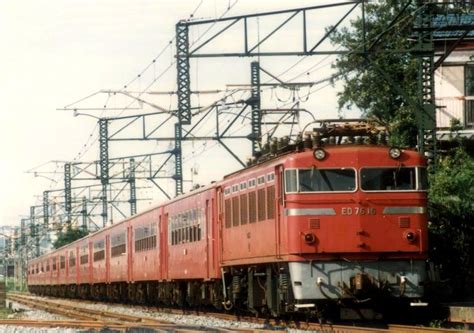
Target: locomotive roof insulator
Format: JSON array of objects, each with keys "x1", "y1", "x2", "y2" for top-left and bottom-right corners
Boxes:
[
  {"x1": 303, "y1": 134, "x2": 312, "y2": 149},
  {"x1": 389, "y1": 147, "x2": 402, "y2": 159}
]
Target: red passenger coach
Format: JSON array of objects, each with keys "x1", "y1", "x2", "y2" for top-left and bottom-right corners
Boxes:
[{"x1": 28, "y1": 124, "x2": 429, "y2": 318}]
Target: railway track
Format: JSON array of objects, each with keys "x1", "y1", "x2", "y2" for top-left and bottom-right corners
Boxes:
[{"x1": 6, "y1": 293, "x2": 468, "y2": 332}]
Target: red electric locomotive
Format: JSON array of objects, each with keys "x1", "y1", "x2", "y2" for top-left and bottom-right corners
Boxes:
[{"x1": 28, "y1": 122, "x2": 428, "y2": 318}]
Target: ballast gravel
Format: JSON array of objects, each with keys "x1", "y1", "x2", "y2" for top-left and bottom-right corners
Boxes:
[{"x1": 2, "y1": 296, "x2": 281, "y2": 332}]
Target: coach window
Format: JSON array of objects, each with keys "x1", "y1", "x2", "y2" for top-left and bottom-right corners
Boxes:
[
  {"x1": 60, "y1": 256, "x2": 66, "y2": 270},
  {"x1": 69, "y1": 251, "x2": 76, "y2": 268},
  {"x1": 135, "y1": 224, "x2": 156, "y2": 252},
  {"x1": 299, "y1": 168, "x2": 356, "y2": 192},
  {"x1": 361, "y1": 167, "x2": 416, "y2": 191},
  {"x1": 93, "y1": 240, "x2": 105, "y2": 262},
  {"x1": 111, "y1": 232, "x2": 127, "y2": 257},
  {"x1": 80, "y1": 246, "x2": 89, "y2": 265},
  {"x1": 52, "y1": 258, "x2": 57, "y2": 271}
]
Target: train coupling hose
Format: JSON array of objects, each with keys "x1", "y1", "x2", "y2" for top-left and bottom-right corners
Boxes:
[
  {"x1": 222, "y1": 300, "x2": 233, "y2": 311},
  {"x1": 399, "y1": 275, "x2": 406, "y2": 297}
]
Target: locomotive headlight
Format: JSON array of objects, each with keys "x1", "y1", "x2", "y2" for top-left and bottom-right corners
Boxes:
[
  {"x1": 404, "y1": 231, "x2": 417, "y2": 242},
  {"x1": 313, "y1": 148, "x2": 326, "y2": 160},
  {"x1": 389, "y1": 147, "x2": 402, "y2": 159},
  {"x1": 304, "y1": 233, "x2": 317, "y2": 244}
]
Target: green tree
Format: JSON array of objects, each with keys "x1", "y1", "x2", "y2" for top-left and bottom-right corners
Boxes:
[
  {"x1": 329, "y1": 2, "x2": 474, "y2": 300},
  {"x1": 53, "y1": 226, "x2": 89, "y2": 249},
  {"x1": 428, "y1": 147, "x2": 474, "y2": 298},
  {"x1": 329, "y1": 1, "x2": 418, "y2": 146}
]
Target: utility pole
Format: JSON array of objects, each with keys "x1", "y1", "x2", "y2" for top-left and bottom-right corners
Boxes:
[
  {"x1": 415, "y1": 1, "x2": 436, "y2": 162},
  {"x1": 99, "y1": 119, "x2": 109, "y2": 227},
  {"x1": 129, "y1": 158, "x2": 137, "y2": 216},
  {"x1": 249, "y1": 61, "x2": 262, "y2": 156},
  {"x1": 64, "y1": 163, "x2": 72, "y2": 225}
]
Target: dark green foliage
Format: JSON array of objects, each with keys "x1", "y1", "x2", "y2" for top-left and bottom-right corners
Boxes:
[
  {"x1": 330, "y1": 2, "x2": 474, "y2": 299},
  {"x1": 428, "y1": 148, "x2": 474, "y2": 299},
  {"x1": 53, "y1": 226, "x2": 89, "y2": 249},
  {"x1": 329, "y1": 1, "x2": 418, "y2": 146}
]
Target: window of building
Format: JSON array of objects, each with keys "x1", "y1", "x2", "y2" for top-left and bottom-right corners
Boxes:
[
  {"x1": 466, "y1": 65, "x2": 474, "y2": 96},
  {"x1": 466, "y1": 99, "x2": 474, "y2": 126}
]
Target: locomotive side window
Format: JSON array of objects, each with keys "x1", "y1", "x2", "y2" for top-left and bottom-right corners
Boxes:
[
  {"x1": 111, "y1": 232, "x2": 127, "y2": 257},
  {"x1": 361, "y1": 167, "x2": 416, "y2": 191},
  {"x1": 299, "y1": 168, "x2": 356, "y2": 192},
  {"x1": 285, "y1": 169, "x2": 298, "y2": 193},
  {"x1": 418, "y1": 167, "x2": 428, "y2": 190},
  {"x1": 93, "y1": 240, "x2": 105, "y2": 262}
]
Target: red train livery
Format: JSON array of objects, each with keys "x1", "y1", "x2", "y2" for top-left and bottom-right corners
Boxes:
[{"x1": 28, "y1": 140, "x2": 428, "y2": 317}]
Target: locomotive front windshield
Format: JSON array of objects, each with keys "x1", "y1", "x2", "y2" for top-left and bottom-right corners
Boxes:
[
  {"x1": 285, "y1": 167, "x2": 428, "y2": 193},
  {"x1": 360, "y1": 167, "x2": 427, "y2": 191},
  {"x1": 285, "y1": 168, "x2": 356, "y2": 192}
]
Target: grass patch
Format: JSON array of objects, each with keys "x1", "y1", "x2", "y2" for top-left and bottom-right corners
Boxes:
[{"x1": 0, "y1": 307, "x2": 13, "y2": 319}]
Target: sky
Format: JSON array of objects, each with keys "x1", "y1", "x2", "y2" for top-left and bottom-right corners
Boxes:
[{"x1": 0, "y1": 0, "x2": 361, "y2": 228}]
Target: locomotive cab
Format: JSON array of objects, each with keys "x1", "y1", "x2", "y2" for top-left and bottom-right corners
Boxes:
[{"x1": 282, "y1": 144, "x2": 428, "y2": 313}]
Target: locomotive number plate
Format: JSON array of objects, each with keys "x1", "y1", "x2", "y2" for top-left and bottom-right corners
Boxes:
[{"x1": 341, "y1": 207, "x2": 376, "y2": 216}]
